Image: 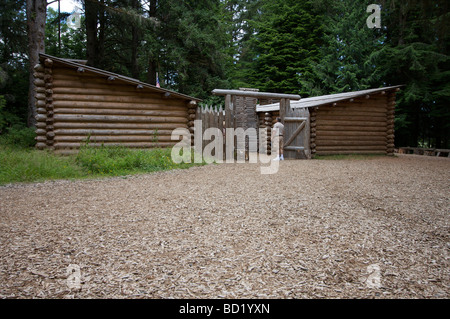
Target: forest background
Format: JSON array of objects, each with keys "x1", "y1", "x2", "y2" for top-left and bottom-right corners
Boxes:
[{"x1": 1, "y1": 0, "x2": 449, "y2": 149}]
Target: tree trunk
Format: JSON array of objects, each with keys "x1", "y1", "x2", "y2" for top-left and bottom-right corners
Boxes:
[
  {"x1": 85, "y1": 0, "x2": 98, "y2": 66},
  {"x1": 26, "y1": 0, "x2": 47, "y2": 128},
  {"x1": 85, "y1": 0, "x2": 105, "y2": 67},
  {"x1": 146, "y1": 0, "x2": 157, "y2": 85}
]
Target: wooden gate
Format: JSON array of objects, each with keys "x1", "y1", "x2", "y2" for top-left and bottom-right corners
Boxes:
[{"x1": 280, "y1": 99, "x2": 311, "y2": 159}]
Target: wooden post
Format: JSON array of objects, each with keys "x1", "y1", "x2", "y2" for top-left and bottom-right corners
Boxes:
[{"x1": 279, "y1": 98, "x2": 286, "y2": 123}]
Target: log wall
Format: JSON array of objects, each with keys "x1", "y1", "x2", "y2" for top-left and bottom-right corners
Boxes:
[
  {"x1": 310, "y1": 92, "x2": 395, "y2": 156},
  {"x1": 34, "y1": 58, "x2": 196, "y2": 154}
]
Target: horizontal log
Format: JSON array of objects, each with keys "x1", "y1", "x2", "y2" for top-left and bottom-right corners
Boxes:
[
  {"x1": 53, "y1": 114, "x2": 188, "y2": 124},
  {"x1": 34, "y1": 64, "x2": 44, "y2": 72},
  {"x1": 54, "y1": 129, "x2": 175, "y2": 136},
  {"x1": 35, "y1": 93, "x2": 45, "y2": 100},
  {"x1": 52, "y1": 93, "x2": 187, "y2": 105},
  {"x1": 54, "y1": 135, "x2": 178, "y2": 143},
  {"x1": 35, "y1": 100, "x2": 46, "y2": 108},
  {"x1": 316, "y1": 120, "x2": 387, "y2": 127},
  {"x1": 36, "y1": 142, "x2": 47, "y2": 150},
  {"x1": 319, "y1": 106, "x2": 387, "y2": 114},
  {"x1": 317, "y1": 133, "x2": 387, "y2": 140},
  {"x1": 35, "y1": 114, "x2": 47, "y2": 122},
  {"x1": 36, "y1": 122, "x2": 46, "y2": 129},
  {"x1": 53, "y1": 121, "x2": 187, "y2": 130},
  {"x1": 52, "y1": 100, "x2": 187, "y2": 112},
  {"x1": 316, "y1": 125, "x2": 387, "y2": 132},
  {"x1": 44, "y1": 58, "x2": 53, "y2": 67},
  {"x1": 316, "y1": 135, "x2": 387, "y2": 142},
  {"x1": 316, "y1": 150, "x2": 387, "y2": 155},
  {"x1": 37, "y1": 108, "x2": 46, "y2": 114},
  {"x1": 34, "y1": 79, "x2": 45, "y2": 87},
  {"x1": 315, "y1": 140, "x2": 387, "y2": 146},
  {"x1": 35, "y1": 129, "x2": 46, "y2": 135},
  {"x1": 317, "y1": 115, "x2": 387, "y2": 122},
  {"x1": 317, "y1": 145, "x2": 387, "y2": 151},
  {"x1": 34, "y1": 72, "x2": 44, "y2": 79},
  {"x1": 35, "y1": 87, "x2": 45, "y2": 93},
  {"x1": 52, "y1": 79, "x2": 150, "y2": 93},
  {"x1": 54, "y1": 142, "x2": 178, "y2": 149},
  {"x1": 44, "y1": 74, "x2": 53, "y2": 82},
  {"x1": 54, "y1": 108, "x2": 187, "y2": 118}
]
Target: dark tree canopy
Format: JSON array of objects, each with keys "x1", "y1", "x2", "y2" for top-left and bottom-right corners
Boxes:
[{"x1": 0, "y1": 0, "x2": 448, "y2": 148}]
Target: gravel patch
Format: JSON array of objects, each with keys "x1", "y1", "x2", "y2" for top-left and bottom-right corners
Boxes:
[{"x1": 0, "y1": 154, "x2": 449, "y2": 299}]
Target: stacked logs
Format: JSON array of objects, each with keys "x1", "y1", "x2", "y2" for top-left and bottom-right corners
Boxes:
[
  {"x1": 257, "y1": 111, "x2": 281, "y2": 154},
  {"x1": 32, "y1": 59, "x2": 195, "y2": 154},
  {"x1": 386, "y1": 91, "x2": 396, "y2": 156},
  {"x1": 310, "y1": 107, "x2": 317, "y2": 156},
  {"x1": 34, "y1": 58, "x2": 54, "y2": 150},
  {"x1": 187, "y1": 101, "x2": 197, "y2": 145},
  {"x1": 313, "y1": 93, "x2": 391, "y2": 155}
]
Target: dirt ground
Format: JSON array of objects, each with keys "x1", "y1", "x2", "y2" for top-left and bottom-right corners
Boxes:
[{"x1": 0, "y1": 154, "x2": 448, "y2": 299}]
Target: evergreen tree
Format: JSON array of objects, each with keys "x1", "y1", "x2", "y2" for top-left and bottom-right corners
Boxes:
[
  {"x1": 0, "y1": 0, "x2": 31, "y2": 130},
  {"x1": 233, "y1": 0, "x2": 323, "y2": 95},
  {"x1": 378, "y1": 0, "x2": 450, "y2": 148},
  {"x1": 299, "y1": 0, "x2": 385, "y2": 96}
]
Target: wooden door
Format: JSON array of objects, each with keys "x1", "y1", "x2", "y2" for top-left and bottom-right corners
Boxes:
[{"x1": 281, "y1": 99, "x2": 311, "y2": 159}]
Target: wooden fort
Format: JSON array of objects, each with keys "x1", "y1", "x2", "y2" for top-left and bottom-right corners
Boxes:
[
  {"x1": 257, "y1": 86, "x2": 401, "y2": 157},
  {"x1": 33, "y1": 54, "x2": 401, "y2": 159},
  {"x1": 33, "y1": 53, "x2": 200, "y2": 154}
]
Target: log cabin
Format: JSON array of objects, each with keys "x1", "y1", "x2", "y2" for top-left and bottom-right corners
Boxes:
[
  {"x1": 33, "y1": 53, "x2": 201, "y2": 154},
  {"x1": 256, "y1": 86, "x2": 402, "y2": 156}
]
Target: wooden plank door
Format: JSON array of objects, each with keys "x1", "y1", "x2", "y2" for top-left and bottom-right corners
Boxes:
[{"x1": 281, "y1": 99, "x2": 311, "y2": 159}]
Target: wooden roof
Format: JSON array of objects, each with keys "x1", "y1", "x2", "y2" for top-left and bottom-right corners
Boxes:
[
  {"x1": 256, "y1": 86, "x2": 402, "y2": 112},
  {"x1": 39, "y1": 53, "x2": 202, "y2": 102}
]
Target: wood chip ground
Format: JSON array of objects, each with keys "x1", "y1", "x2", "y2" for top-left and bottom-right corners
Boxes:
[{"x1": 0, "y1": 154, "x2": 448, "y2": 299}]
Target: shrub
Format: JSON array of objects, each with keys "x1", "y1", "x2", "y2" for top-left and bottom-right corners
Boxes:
[{"x1": 0, "y1": 125, "x2": 36, "y2": 148}]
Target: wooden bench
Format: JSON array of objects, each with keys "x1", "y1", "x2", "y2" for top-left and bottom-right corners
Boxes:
[
  {"x1": 398, "y1": 147, "x2": 450, "y2": 157},
  {"x1": 435, "y1": 149, "x2": 450, "y2": 157}
]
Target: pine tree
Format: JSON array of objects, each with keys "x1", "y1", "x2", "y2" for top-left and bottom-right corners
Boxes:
[
  {"x1": 299, "y1": 0, "x2": 385, "y2": 97},
  {"x1": 378, "y1": 0, "x2": 450, "y2": 148},
  {"x1": 233, "y1": 0, "x2": 323, "y2": 95}
]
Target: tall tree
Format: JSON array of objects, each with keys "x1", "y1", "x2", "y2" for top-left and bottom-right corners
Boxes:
[
  {"x1": 0, "y1": 0, "x2": 29, "y2": 131},
  {"x1": 299, "y1": 0, "x2": 385, "y2": 96},
  {"x1": 232, "y1": 0, "x2": 323, "y2": 95},
  {"x1": 85, "y1": 0, "x2": 106, "y2": 68},
  {"x1": 26, "y1": 0, "x2": 47, "y2": 127},
  {"x1": 377, "y1": 0, "x2": 450, "y2": 148}
]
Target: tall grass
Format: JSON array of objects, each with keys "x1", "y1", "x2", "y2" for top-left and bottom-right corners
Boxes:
[
  {"x1": 0, "y1": 145, "x2": 85, "y2": 184},
  {"x1": 0, "y1": 129, "x2": 205, "y2": 185}
]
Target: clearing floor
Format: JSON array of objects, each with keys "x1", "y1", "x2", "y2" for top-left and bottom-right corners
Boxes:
[{"x1": 0, "y1": 154, "x2": 449, "y2": 298}]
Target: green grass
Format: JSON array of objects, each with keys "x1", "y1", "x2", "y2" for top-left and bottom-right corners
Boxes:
[{"x1": 0, "y1": 135, "x2": 206, "y2": 186}]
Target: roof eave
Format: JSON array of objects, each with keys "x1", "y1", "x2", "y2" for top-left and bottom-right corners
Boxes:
[{"x1": 39, "y1": 53, "x2": 202, "y2": 103}]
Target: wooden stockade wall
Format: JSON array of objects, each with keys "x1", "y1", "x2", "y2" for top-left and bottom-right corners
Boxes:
[
  {"x1": 310, "y1": 91, "x2": 396, "y2": 156},
  {"x1": 34, "y1": 55, "x2": 199, "y2": 154},
  {"x1": 258, "y1": 110, "x2": 280, "y2": 154}
]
